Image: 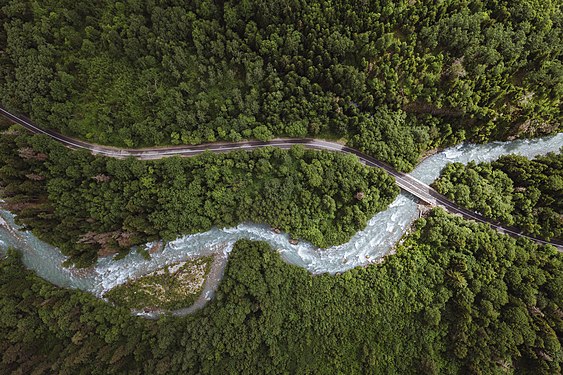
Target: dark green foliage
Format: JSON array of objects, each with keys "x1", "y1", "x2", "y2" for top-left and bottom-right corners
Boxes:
[
  {"x1": 1, "y1": 210, "x2": 561, "y2": 374},
  {"x1": 434, "y1": 150, "x2": 563, "y2": 240},
  {"x1": 0, "y1": 128, "x2": 398, "y2": 266},
  {"x1": 1, "y1": 0, "x2": 561, "y2": 170},
  {"x1": 1, "y1": 1, "x2": 562, "y2": 371},
  {"x1": 0, "y1": 249, "x2": 152, "y2": 375}
]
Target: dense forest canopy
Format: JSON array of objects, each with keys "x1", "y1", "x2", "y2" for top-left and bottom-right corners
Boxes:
[
  {"x1": 0, "y1": 1, "x2": 562, "y2": 372},
  {"x1": 1, "y1": 0, "x2": 562, "y2": 170},
  {"x1": 1, "y1": 210, "x2": 561, "y2": 374},
  {"x1": 434, "y1": 150, "x2": 563, "y2": 241},
  {"x1": 0, "y1": 125, "x2": 398, "y2": 267}
]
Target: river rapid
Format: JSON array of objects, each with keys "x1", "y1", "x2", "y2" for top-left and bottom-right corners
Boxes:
[{"x1": 1, "y1": 133, "x2": 562, "y2": 297}]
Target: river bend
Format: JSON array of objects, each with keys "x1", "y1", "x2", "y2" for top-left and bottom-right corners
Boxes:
[{"x1": 0, "y1": 133, "x2": 561, "y2": 297}]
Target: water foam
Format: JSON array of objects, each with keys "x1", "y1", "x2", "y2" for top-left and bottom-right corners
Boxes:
[{"x1": 0, "y1": 133, "x2": 561, "y2": 294}]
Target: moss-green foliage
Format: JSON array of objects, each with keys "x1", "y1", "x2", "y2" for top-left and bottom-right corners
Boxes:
[
  {"x1": 105, "y1": 256, "x2": 213, "y2": 311},
  {"x1": 1, "y1": 1, "x2": 561, "y2": 170},
  {"x1": 434, "y1": 150, "x2": 563, "y2": 240},
  {"x1": 1, "y1": 211, "x2": 561, "y2": 374},
  {"x1": 0, "y1": 128, "x2": 398, "y2": 266}
]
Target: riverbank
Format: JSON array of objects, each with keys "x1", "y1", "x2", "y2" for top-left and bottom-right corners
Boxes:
[
  {"x1": 106, "y1": 255, "x2": 213, "y2": 311},
  {"x1": 132, "y1": 249, "x2": 230, "y2": 318},
  {"x1": 0, "y1": 133, "x2": 561, "y2": 318}
]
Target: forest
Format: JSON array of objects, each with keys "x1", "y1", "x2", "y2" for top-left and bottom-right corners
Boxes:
[
  {"x1": 0, "y1": 210, "x2": 561, "y2": 374},
  {"x1": 0, "y1": 124, "x2": 398, "y2": 267},
  {"x1": 1, "y1": 0, "x2": 562, "y2": 171},
  {"x1": 434, "y1": 150, "x2": 562, "y2": 241},
  {"x1": 1, "y1": 1, "x2": 562, "y2": 372}
]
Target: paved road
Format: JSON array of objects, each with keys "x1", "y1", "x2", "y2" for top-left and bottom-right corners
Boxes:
[{"x1": 1, "y1": 107, "x2": 562, "y2": 251}]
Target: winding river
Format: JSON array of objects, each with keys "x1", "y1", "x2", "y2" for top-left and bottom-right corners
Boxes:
[{"x1": 0, "y1": 133, "x2": 562, "y2": 299}]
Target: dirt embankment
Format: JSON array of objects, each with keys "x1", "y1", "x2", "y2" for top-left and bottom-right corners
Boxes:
[{"x1": 132, "y1": 243, "x2": 231, "y2": 319}]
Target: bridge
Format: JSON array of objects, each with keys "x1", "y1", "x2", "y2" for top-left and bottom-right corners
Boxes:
[{"x1": 1, "y1": 106, "x2": 562, "y2": 251}]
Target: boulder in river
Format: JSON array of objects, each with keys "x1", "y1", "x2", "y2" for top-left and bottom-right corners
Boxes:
[{"x1": 148, "y1": 241, "x2": 163, "y2": 254}]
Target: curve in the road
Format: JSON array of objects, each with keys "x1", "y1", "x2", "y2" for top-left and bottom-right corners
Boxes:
[{"x1": 1, "y1": 106, "x2": 562, "y2": 251}]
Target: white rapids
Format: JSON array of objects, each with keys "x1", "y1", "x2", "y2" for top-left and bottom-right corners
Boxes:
[{"x1": 0, "y1": 133, "x2": 561, "y2": 296}]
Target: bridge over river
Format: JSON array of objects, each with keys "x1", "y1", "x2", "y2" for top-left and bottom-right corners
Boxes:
[{"x1": 1, "y1": 107, "x2": 562, "y2": 251}]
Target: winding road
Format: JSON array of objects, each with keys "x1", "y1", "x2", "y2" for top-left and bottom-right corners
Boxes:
[{"x1": 1, "y1": 106, "x2": 562, "y2": 251}]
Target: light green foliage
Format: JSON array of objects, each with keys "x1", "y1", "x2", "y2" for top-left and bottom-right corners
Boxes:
[
  {"x1": 0, "y1": 210, "x2": 561, "y2": 373},
  {"x1": 1, "y1": 0, "x2": 561, "y2": 170},
  {"x1": 105, "y1": 256, "x2": 213, "y2": 311},
  {"x1": 0, "y1": 129, "x2": 398, "y2": 266},
  {"x1": 434, "y1": 150, "x2": 563, "y2": 240}
]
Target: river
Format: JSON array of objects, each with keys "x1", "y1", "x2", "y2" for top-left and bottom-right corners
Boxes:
[{"x1": 0, "y1": 133, "x2": 562, "y2": 297}]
